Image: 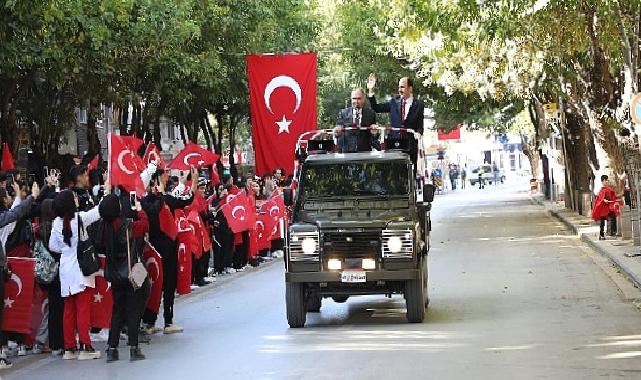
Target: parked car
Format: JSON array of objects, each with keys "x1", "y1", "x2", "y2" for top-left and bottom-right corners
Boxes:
[{"x1": 469, "y1": 164, "x2": 505, "y2": 186}]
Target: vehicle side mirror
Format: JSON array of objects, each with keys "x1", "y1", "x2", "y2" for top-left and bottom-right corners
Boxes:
[
  {"x1": 423, "y1": 184, "x2": 436, "y2": 203},
  {"x1": 283, "y1": 188, "x2": 293, "y2": 206}
]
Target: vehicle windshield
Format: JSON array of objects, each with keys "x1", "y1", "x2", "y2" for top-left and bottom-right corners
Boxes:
[{"x1": 300, "y1": 161, "x2": 410, "y2": 198}]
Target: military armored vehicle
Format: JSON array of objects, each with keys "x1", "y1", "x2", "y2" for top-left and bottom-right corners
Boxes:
[{"x1": 283, "y1": 127, "x2": 435, "y2": 327}]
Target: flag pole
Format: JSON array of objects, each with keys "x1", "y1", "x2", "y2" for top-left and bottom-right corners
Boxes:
[{"x1": 107, "y1": 132, "x2": 112, "y2": 186}]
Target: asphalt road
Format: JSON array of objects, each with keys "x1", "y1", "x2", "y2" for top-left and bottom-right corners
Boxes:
[{"x1": 6, "y1": 181, "x2": 641, "y2": 380}]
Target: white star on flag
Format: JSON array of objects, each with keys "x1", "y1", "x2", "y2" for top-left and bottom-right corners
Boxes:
[
  {"x1": 275, "y1": 115, "x2": 292, "y2": 134},
  {"x1": 93, "y1": 293, "x2": 104, "y2": 303},
  {"x1": 4, "y1": 298, "x2": 14, "y2": 308}
]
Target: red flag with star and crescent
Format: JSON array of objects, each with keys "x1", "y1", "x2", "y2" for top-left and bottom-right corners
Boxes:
[
  {"x1": 109, "y1": 133, "x2": 146, "y2": 195},
  {"x1": 221, "y1": 192, "x2": 251, "y2": 233},
  {"x1": 143, "y1": 143, "x2": 166, "y2": 169},
  {"x1": 168, "y1": 143, "x2": 219, "y2": 171},
  {"x1": 2, "y1": 258, "x2": 36, "y2": 334},
  {"x1": 90, "y1": 256, "x2": 113, "y2": 329},
  {"x1": 143, "y1": 242, "x2": 164, "y2": 315},
  {"x1": 247, "y1": 52, "x2": 317, "y2": 176}
]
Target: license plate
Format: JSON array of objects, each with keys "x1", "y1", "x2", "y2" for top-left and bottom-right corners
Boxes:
[{"x1": 341, "y1": 271, "x2": 366, "y2": 283}]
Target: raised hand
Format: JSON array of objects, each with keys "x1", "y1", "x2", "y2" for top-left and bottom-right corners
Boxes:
[
  {"x1": 367, "y1": 73, "x2": 376, "y2": 92},
  {"x1": 31, "y1": 182, "x2": 40, "y2": 199}
]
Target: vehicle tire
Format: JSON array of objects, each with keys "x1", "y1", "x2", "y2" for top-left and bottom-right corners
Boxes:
[
  {"x1": 331, "y1": 295, "x2": 349, "y2": 303},
  {"x1": 423, "y1": 257, "x2": 430, "y2": 307},
  {"x1": 286, "y1": 282, "x2": 307, "y2": 328},
  {"x1": 405, "y1": 260, "x2": 426, "y2": 323},
  {"x1": 307, "y1": 293, "x2": 322, "y2": 312}
]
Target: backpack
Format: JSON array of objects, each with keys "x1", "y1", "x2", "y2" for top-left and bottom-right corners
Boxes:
[{"x1": 34, "y1": 241, "x2": 59, "y2": 285}]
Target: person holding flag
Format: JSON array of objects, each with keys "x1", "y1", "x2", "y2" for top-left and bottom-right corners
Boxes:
[
  {"x1": 140, "y1": 167, "x2": 194, "y2": 335},
  {"x1": 94, "y1": 193, "x2": 150, "y2": 362},
  {"x1": 0, "y1": 181, "x2": 39, "y2": 369}
]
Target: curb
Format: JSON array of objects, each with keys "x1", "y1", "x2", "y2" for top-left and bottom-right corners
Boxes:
[{"x1": 531, "y1": 195, "x2": 641, "y2": 290}]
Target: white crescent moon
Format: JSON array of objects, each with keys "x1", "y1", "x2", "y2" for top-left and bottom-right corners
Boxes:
[
  {"x1": 41, "y1": 299, "x2": 49, "y2": 315},
  {"x1": 269, "y1": 205, "x2": 280, "y2": 217},
  {"x1": 264, "y1": 75, "x2": 302, "y2": 114},
  {"x1": 106, "y1": 282, "x2": 111, "y2": 292},
  {"x1": 231, "y1": 205, "x2": 246, "y2": 221},
  {"x1": 148, "y1": 150, "x2": 159, "y2": 164},
  {"x1": 183, "y1": 152, "x2": 202, "y2": 166},
  {"x1": 117, "y1": 150, "x2": 135, "y2": 175},
  {"x1": 145, "y1": 257, "x2": 161, "y2": 281},
  {"x1": 10, "y1": 272, "x2": 22, "y2": 298}
]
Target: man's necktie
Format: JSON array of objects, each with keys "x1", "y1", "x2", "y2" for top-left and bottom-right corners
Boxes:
[{"x1": 400, "y1": 99, "x2": 406, "y2": 123}]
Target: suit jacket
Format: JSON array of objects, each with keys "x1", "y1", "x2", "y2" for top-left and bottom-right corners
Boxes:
[
  {"x1": 367, "y1": 95, "x2": 424, "y2": 136},
  {"x1": 336, "y1": 107, "x2": 378, "y2": 153}
]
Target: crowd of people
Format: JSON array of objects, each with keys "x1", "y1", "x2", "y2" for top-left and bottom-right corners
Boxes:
[{"x1": 0, "y1": 157, "x2": 289, "y2": 366}]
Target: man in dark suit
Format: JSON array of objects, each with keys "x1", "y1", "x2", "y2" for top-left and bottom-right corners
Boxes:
[
  {"x1": 366, "y1": 73, "x2": 424, "y2": 135},
  {"x1": 366, "y1": 73, "x2": 424, "y2": 165},
  {"x1": 335, "y1": 88, "x2": 379, "y2": 153}
]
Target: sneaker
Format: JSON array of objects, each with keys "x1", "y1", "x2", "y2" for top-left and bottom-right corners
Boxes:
[
  {"x1": 144, "y1": 325, "x2": 161, "y2": 335},
  {"x1": 17, "y1": 345, "x2": 27, "y2": 356},
  {"x1": 130, "y1": 346, "x2": 145, "y2": 361},
  {"x1": 32, "y1": 343, "x2": 49, "y2": 354},
  {"x1": 0, "y1": 357, "x2": 12, "y2": 369},
  {"x1": 51, "y1": 349, "x2": 63, "y2": 356},
  {"x1": 77, "y1": 345, "x2": 101, "y2": 360},
  {"x1": 204, "y1": 276, "x2": 216, "y2": 283},
  {"x1": 163, "y1": 324, "x2": 184, "y2": 334},
  {"x1": 236, "y1": 267, "x2": 245, "y2": 272},
  {"x1": 106, "y1": 348, "x2": 119, "y2": 363},
  {"x1": 62, "y1": 349, "x2": 78, "y2": 360}
]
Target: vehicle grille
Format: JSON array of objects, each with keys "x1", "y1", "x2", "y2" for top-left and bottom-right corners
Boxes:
[
  {"x1": 322, "y1": 231, "x2": 381, "y2": 257},
  {"x1": 289, "y1": 232, "x2": 319, "y2": 261}
]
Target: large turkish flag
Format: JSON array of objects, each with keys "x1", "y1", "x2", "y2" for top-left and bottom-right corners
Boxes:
[
  {"x1": 2, "y1": 258, "x2": 36, "y2": 334},
  {"x1": 247, "y1": 52, "x2": 317, "y2": 176}
]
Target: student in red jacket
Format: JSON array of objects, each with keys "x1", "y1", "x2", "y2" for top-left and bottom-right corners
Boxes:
[{"x1": 592, "y1": 175, "x2": 619, "y2": 240}]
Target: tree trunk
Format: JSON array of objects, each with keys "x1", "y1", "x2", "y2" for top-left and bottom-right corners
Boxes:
[
  {"x1": 201, "y1": 117, "x2": 211, "y2": 149},
  {"x1": 120, "y1": 102, "x2": 129, "y2": 135},
  {"x1": 86, "y1": 101, "x2": 101, "y2": 158},
  {"x1": 179, "y1": 124, "x2": 187, "y2": 145}
]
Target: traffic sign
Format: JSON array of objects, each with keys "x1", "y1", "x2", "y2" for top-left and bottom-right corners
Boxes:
[
  {"x1": 543, "y1": 103, "x2": 558, "y2": 112},
  {"x1": 630, "y1": 93, "x2": 641, "y2": 125}
]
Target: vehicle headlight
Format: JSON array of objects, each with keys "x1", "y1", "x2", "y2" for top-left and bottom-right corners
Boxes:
[
  {"x1": 289, "y1": 230, "x2": 319, "y2": 261},
  {"x1": 302, "y1": 238, "x2": 317, "y2": 255},
  {"x1": 382, "y1": 229, "x2": 413, "y2": 258},
  {"x1": 388, "y1": 236, "x2": 402, "y2": 253}
]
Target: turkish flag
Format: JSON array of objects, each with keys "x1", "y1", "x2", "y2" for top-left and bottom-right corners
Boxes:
[
  {"x1": 176, "y1": 242, "x2": 192, "y2": 295},
  {"x1": 221, "y1": 192, "x2": 251, "y2": 233},
  {"x1": 437, "y1": 124, "x2": 461, "y2": 140},
  {"x1": 143, "y1": 242, "x2": 164, "y2": 315},
  {"x1": 1, "y1": 143, "x2": 14, "y2": 171},
  {"x1": 159, "y1": 202, "x2": 177, "y2": 240},
  {"x1": 2, "y1": 258, "x2": 36, "y2": 334},
  {"x1": 143, "y1": 143, "x2": 166, "y2": 168},
  {"x1": 168, "y1": 143, "x2": 219, "y2": 170},
  {"x1": 247, "y1": 52, "x2": 317, "y2": 176},
  {"x1": 90, "y1": 256, "x2": 113, "y2": 329},
  {"x1": 255, "y1": 212, "x2": 276, "y2": 250},
  {"x1": 109, "y1": 133, "x2": 146, "y2": 195}
]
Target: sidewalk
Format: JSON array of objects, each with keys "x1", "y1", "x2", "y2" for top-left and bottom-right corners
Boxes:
[{"x1": 531, "y1": 194, "x2": 641, "y2": 291}]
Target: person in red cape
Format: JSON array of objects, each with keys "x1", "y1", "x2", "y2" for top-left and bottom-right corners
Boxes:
[
  {"x1": 592, "y1": 175, "x2": 620, "y2": 240},
  {"x1": 140, "y1": 168, "x2": 194, "y2": 335},
  {"x1": 94, "y1": 193, "x2": 150, "y2": 362}
]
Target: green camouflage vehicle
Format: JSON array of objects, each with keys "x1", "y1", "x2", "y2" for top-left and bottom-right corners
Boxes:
[{"x1": 283, "y1": 127, "x2": 435, "y2": 327}]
